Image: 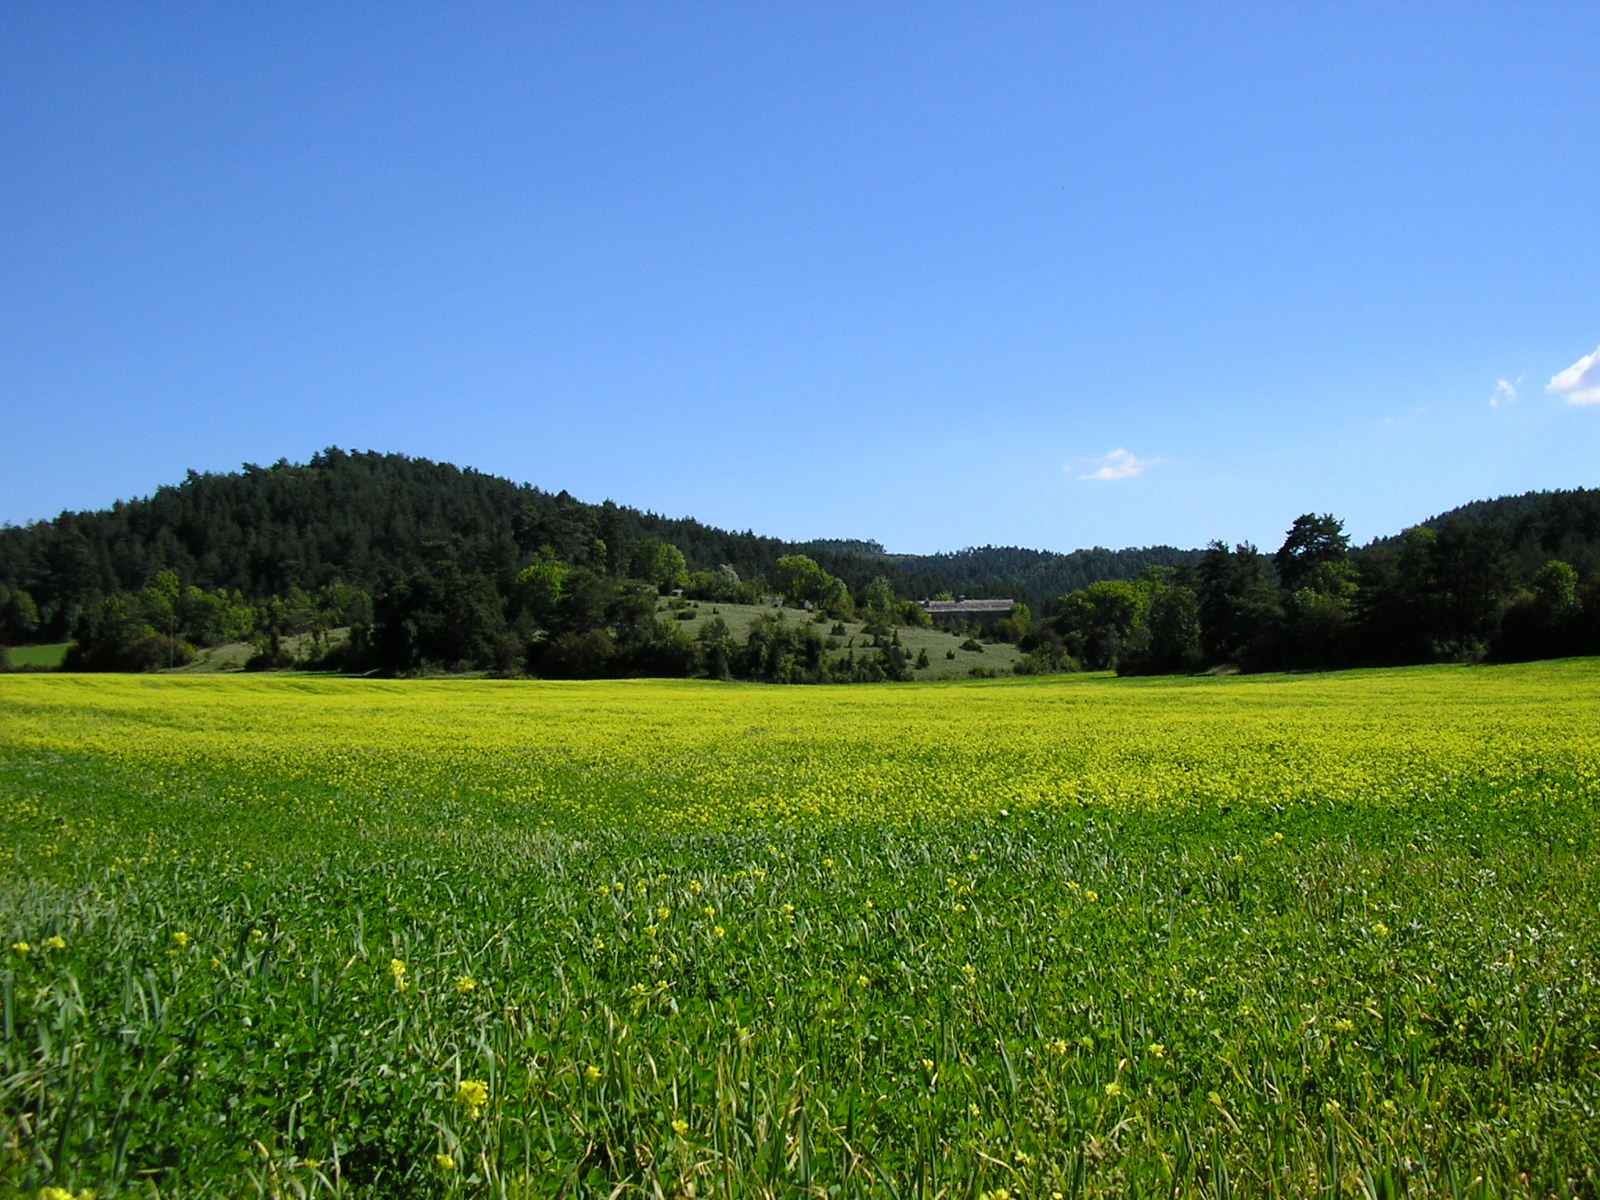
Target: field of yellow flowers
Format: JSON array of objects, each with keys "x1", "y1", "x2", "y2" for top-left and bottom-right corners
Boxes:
[{"x1": 3, "y1": 663, "x2": 1599, "y2": 1198}]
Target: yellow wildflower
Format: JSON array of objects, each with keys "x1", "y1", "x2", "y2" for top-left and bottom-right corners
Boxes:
[
  {"x1": 11, "y1": 941, "x2": 30, "y2": 955},
  {"x1": 1104, "y1": 1081, "x2": 1123, "y2": 1097},
  {"x1": 456, "y1": 975, "x2": 477, "y2": 993},
  {"x1": 434, "y1": 1153, "x2": 456, "y2": 1170},
  {"x1": 172, "y1": 931, "x2": 189, "y2": 948},
  {"x1": 671, "y1": 1118, "x2": 689, "y2": 1137},
  {"x1": 44, "y1": 935, "x2": 66, "y2": 951},
  {"x1": 585, "y1": 1063, "x2": 603, "y2": 1082},
  {"x1": 456, "y1": 1078, "x2": 489, "y2": 1119}
]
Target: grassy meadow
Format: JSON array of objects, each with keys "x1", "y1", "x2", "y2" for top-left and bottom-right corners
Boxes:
[
  {"x1": 2, "y1": 643, "x2": 70, "y2": 671},
  {"x1": 2, "y1": 664, "x2": 1598, "y2": 1198}
]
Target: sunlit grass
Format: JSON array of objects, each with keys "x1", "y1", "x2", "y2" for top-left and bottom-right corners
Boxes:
[
  {"x1": 3, "y1": 663, "x2": 1598, "y2": 1197},
  {"x1": 2, "y1": 643, "x2": 69, "y2": 670}
]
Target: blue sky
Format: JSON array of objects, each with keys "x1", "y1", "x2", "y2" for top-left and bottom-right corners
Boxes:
[{"x1": 4, "y1": 3, "x2": 1597, "y2": 556}]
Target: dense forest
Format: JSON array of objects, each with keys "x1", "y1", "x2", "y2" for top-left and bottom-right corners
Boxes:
[{"x1": 1, "y1": 449, "x2": 1597, "y2": 678}]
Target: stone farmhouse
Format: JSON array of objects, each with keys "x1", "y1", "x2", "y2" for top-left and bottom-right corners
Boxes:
[{"x1": 921, "y1": 597, "x2": 1016, "y2": 632}]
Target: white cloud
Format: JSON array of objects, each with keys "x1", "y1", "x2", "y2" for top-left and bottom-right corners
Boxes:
[
  {"x1": 1489, "y1": 378, "x2": 1519, "y2": 407},
  {"x1": 1547, "y1": 345, "x2": 1600, "y2": 406},
  {"x1": 1073, "y1": 448, "x2": 1161, "y2": 481}
]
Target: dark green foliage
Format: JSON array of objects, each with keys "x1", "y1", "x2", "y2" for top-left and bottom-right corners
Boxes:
[
  {"x1": 884, "y1": 544, "x2": 1201, "y2": 616},
  {"x1": 64, "y1": 593, "x2": 196, "y2": 671},
  {"x1": 1496, "y1": 560, "x2": 1589, "y2": 662},
  {"x1": 1118, "y1": 573, "x2": 1202, "y2": 676},
  {"x1": 1197, "y1": 542, "x2": 1282, "y2": 667},
  {"x1": 1273, "y1": 512, "x2": 1350, "y2": 593},
  {"x1": 737, "y1": 613, "x2": 826, "y2": 683},
  {"x1": 1055, "y1": 579, "x2": 1142, "y2": 669},
  {"x1": 5, "y1": 452, "x2": 1600, "y2": 678},
  {"x1": 697, "y1": 617, "x2": 735, "y2": 681},
  {"x1": 366, "y1": 563, "x2": 515, "y2": 675},
  {"x1": 0, "y1": 585, "x2": 40, "y2": 642}
]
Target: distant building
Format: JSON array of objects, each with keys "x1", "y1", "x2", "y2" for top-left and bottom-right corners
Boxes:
[{"x1": 922, "y1": 597, "x2": 1015, "y2": 632}]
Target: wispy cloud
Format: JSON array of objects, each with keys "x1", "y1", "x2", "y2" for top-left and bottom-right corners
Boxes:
[
  {"x1": 1072, "y1": 448, "x2": 1162, "y2": 481},
  {"x1": 1489, "y1": 378, "x2": 1519, "y2": 407},
  {"x1": 1547, "y1": 345, "x2": 1600, "y2": 406}
]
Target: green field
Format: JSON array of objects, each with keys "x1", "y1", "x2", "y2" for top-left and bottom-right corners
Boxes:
[
  {"x1": 3, "y1": 665, "x2": 1598, "y2": 1198},
  {"x1": 2, "y1": 643, "x2": 70, "y2": 670}
]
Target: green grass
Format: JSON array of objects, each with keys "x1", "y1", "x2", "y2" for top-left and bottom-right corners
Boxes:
[
  {"x1": 3, "y1": 642, "x2": 69, "y2": 670},
  {"x1": 3, "y1": 664, "x2": 1598, "y2": 1198}
]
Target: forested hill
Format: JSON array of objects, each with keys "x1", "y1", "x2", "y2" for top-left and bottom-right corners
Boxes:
[
  {"x1": 6, "y1": 450, "x2": 1596, "y2": 678},
  {"x1": 888, "y1": 544, "x2": 1201, "y2": 607},
  {"x1": 0, "y1": 448, "x2": 1191, "y2": 638},
  {"x1": 1405, "y1": 489, "x2": 1600, "y2": 578}
]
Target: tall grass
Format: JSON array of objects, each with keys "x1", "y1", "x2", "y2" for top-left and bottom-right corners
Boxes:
[{"x1": 3, "y1": 664, "x2": 1598, "y2": 1197}]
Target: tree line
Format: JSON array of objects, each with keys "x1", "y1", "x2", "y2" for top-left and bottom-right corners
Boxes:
[
  {"x1": 1033, "y1": 508, "x2": 1600, "y2": 675},
  {"x1": 2, "y1": 450, "x2": 1598, "y2": 677}
]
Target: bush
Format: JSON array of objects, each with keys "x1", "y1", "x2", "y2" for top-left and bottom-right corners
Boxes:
[
  {"x1": 246, "y1": 647, "x2": 299, "y2": 672},
  {"x1": 66, "y1": 628, "x2": 195, "y2": 672},
  {"x1": 1014, "y1": 646, "x2": 1078, "y2": 675}
]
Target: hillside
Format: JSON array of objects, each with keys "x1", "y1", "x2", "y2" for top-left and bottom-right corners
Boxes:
[
  {"x1": 0, "y1": 449, "x2": 1192, "y2": 639},
  {"x1": 2, "y1": 451, "x2": 1597, "y2": 678}
]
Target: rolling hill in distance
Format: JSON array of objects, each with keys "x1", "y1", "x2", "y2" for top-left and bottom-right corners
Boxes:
[{"x1": 1, "y1": 448, "x2": 1597, "y2": 677}]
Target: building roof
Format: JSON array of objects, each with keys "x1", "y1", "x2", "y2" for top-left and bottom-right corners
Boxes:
[{"x1": 922, "y1": 598, "x2": 1015, "y2": 615}]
